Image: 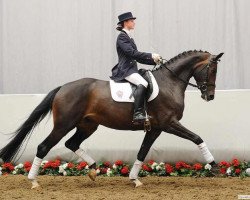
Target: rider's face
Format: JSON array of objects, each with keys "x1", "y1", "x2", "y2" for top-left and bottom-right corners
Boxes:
[{"x1": 124, "y1": 19, "x2": 135, "y2": 30}]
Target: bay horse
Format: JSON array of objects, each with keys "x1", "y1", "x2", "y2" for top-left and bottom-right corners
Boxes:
[{"x1": 0, "y1": 50, "x2": 223, "y2": 188}]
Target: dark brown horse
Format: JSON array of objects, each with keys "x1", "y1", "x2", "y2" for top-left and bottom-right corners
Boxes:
[{"x1": 0, "y1": 50, "x2": 223, "y2": 188}]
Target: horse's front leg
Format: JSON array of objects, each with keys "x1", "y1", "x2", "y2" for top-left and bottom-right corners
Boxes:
[
  {"x1": 165, "y1": 120, "x2": 217, "y2": 169},
  {"x1": 129, "y1": 129, "x2": 161, "y2": 187}
]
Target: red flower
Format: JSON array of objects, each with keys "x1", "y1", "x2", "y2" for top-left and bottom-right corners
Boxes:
[
  {"x1": 51, "y1": 162, "x2": 60, "y2": 168},
  {"x1": 25, "y1": 166, "x2": 31, "y2": 172},
  {"x1": 55, "y1": 159, "x2": 61, "y2": 165},
  {"x1": 51, "y1": 160, "x2": 60, "y2": 168},
  {"x1": 2, "y1": 163, "x2": 14, "y2": 171},
  {"x1": 193, "y1": 163, "x2": 203, "y2": 171},
  {"x1": 121, "y1": 166, "x2": 129, "y2": 175},
  {"x1": 115, "y1": 160, "x2": 123, "y2": 166},
  {"x1": 175, "y1": 161, "x2": 190, "y2": 170},
  {"x1": 175, "y1": 162, "x2": 182, "y2": 170},
  {"x1": 142, "y1": 164, "x2": 152, "y2": 172},
  {"x1": 232, "y1": 159, "x2": 240, "y2": 167},
  {"x1": 184, "y1": 164, "x2": 191, "y2": 169},
  {"x1": 235, "y1": 168, "x2": 241, "y2": 174},
  {"x1": 24, "y1": 161, "x2": 32, "y2": 171},
  {"x1": 219, "y1": 161, "x2": 230, "y2": 168},
  {"x1": 43, "y1": 161, "x2": 52, "y2": 169},
  {"x1": 103, "y1": 161, "x2": 111, "y2": 167},
  {"x1": 100, "y1": 168, "x2": 107, "y2": 174},
  {"x1": 43, "y1": 160, "x2": 61, "y2": 169},
  {"x1": 165, "y1": 164, "x2": 174, "y2": 174},
  {"x1": 142, "y1": 164, "x2": 148, "y2": 171},
  {"x1": 148, "y1": 160, "x2": 155, "y2": 165},
  {"x1": 67, "y1": 162, "x2": 74, "y2": 169},
  {"x1": 220, "y1": 168, "x2": 226, "y2": 174},
  {"x1": 77, "y1": 162, "x2": 87, "y2": 170}
]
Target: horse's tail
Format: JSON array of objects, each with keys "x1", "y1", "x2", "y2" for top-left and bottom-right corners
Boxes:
[{"x1": 0, "y1": 86, "x2": 62, "y2": 162}]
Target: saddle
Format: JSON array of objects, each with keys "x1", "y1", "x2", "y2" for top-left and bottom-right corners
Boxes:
[{"x1": 110, "y1": 70, "x2": 159, "y2": 103}]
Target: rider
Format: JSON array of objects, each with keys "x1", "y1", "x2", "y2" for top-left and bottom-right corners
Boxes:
[{"x1": 110, "y1": 12, "x2": 162, "y2": 124}]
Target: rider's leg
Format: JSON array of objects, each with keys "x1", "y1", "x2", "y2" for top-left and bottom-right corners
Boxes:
[
  {"x1": 125, "y1": 73, "x2": 148, "y2": 88},
  {"x1": 125, "y1": 73, "x2": 148, "y2": 123}
]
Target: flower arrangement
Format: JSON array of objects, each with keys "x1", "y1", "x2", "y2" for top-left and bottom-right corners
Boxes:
[{"x1": 0, "y1": 158, "x2": 250, "y2": 178}]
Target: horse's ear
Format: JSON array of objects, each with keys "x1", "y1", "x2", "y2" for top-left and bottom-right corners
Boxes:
[{"x1": 214, "y1": 53, "x2": 224, "y2": 61}]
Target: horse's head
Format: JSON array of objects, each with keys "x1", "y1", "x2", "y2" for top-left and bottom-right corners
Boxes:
[{"x1": 193, "y1": 52, "x2": 224, "y2": 101}]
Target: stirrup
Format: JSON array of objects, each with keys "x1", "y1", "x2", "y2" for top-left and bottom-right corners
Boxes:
[
  {"x1": 132, "y1": 112, "x2": 146, "y2": 124},
  {"x1": 132, "y1": 118, "x2": 145, "y2": 124}
]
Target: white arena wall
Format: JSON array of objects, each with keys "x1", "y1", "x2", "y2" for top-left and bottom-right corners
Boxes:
[
  {"x1": 1, "y1": 0, "x2": 250, "y2": 93},
  {"x1": 0, "y1": 90, "x2": 249, "y2": 164}
]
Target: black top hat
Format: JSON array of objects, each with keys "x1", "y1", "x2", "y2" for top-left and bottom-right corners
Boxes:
[{"x1": 117, "y1": 12, "x2": 136, "y2": 25}]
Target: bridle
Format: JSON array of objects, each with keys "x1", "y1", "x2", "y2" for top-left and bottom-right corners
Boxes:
[{"x1": 155, "y1": 56, "x2": 219, "y2": 92}]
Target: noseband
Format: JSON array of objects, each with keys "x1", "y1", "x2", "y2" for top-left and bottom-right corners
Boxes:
[{"x1": 158, "y1": 56, "x2": 218, "y2": 92}]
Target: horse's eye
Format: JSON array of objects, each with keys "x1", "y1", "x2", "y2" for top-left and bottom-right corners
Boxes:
[{"x1": 211, "y1": 69, "x2": 217, "y2": 74}]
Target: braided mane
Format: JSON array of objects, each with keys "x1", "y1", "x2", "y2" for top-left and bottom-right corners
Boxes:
[{"x1": 151, "y1": 50, "x2": 209, "y2": 71}]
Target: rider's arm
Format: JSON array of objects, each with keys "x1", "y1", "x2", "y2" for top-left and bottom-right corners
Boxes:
[
  {"x1": 117, "y1": 33, "x2": 154, "y2": 62},
  {"x1": 136, "y1": 58, "x2": 156, "y2": 65}
]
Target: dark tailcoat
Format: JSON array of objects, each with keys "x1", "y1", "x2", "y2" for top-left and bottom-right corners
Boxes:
[{"x1": 110, "y1": 30, "x2": 155, "y2": 81}]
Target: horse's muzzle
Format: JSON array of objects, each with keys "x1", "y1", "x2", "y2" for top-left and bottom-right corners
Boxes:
[
  {"x1": 201, "y1": 93, "x2": 214, "y2": 101},
  {"x1": 209, "y1": 95, "x2": 214, "y2": 100}
]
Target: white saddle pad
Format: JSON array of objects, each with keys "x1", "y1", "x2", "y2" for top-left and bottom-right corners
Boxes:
[{"x1": 109, "y1": 71, "x2": 159, "y2": 102}]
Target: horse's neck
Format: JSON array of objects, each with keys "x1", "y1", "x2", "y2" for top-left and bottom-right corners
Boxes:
[{"x1": 154, "y1": 57, "x2": 196, "y2": 93}]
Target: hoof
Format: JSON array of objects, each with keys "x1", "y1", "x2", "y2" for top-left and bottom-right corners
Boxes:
[
  {"x1": 132, "y1": 179, "x2": 143, "y2": 188},
  {"x1": 31, "y1": 180, "x2": 41, "y2": 189},
  {"x1": 88, "y1": 169, "x2": 97, "y2": 181}
]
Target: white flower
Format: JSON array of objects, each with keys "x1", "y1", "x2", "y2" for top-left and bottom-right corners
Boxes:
[
  {"x1": 63, "y1": 171, "x2": 67, "y2": 176},
  {"x1": 0, "y1": 167, "x2": 2, "y2": 171},
  {"x1": 16, "y1": 163, "x2": 23, "y2": 169},
  {"x1": 85, "y1": 165, "x2": 89, "y2": 170},
  {"x1": 156, "y1": 165, "x2": 162, "y2": 171},
  {"x1": 107, "y1": 168, "x2": 112, "y2": 177},
  {"x1": 96, "y1": 169, "x2": 100, "y2": 174},
  {"x1": 12, "y1": 170, "x2": 17, "y2": 175},
  {"x1": 0, "y1": 171, "x2": 2, "y2": 176},
  {"x1": 112, "y1": 164, "x2": 117, "y2": 169},
  {"x1": 151, "y1": 162, "x2": 158, "y2": 169},
  {"x1": 226, "y1": 167, "x2": 232, "y2": 175},
  {"x1": 14, "y1": 165, "x2": 22, "y2": 170},
  {"x1": 62, "y1": 163, "x2": 68, "y2": 169},
  {"x1": 159, "y1": 162, "x2": 165, "y2": 166},
  {"x1": 59, "y1": 166, "x2": 65, "y2": 173},
  {"x1": 41, "y1": 160, "x2": 48, "y2": 165},
  {"x1": 245, "y1": 168, "x2": 250, "y2": 175},
  {"x1": 204, "y1": 164, "x2": 212, "y2": 170}
]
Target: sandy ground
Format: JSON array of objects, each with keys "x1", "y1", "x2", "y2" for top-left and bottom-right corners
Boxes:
[{"x1": 0, "y1": 175, "x2": 249, "y2": 200}]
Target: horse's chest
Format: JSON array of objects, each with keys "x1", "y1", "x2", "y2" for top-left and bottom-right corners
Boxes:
[{"x1": 162, "y1": 93, "x2": 185, "y2": 115}]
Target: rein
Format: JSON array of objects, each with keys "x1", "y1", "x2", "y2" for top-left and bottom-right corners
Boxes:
[{"x1": 153, "y1": 56, "x2": 217, "y2": 92}]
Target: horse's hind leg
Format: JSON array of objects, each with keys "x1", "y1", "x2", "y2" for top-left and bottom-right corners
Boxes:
[
  {"x1": 65, "y1": 122, "x2": 98, "y2": 180},
  {"x1": 28, "y1": 125, "x2": 74, "y2": 189}
]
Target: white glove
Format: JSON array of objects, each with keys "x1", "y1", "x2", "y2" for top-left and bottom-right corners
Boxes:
[{"x1": 152, "y1": 53, "x2": 162, "y2": 64}]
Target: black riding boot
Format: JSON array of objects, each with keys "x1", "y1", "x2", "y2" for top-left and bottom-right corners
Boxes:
[{"x1": 133, "y1": 84, "x2": 147, "y2": 123}]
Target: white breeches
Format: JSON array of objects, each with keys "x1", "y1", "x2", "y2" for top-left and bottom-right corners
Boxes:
[{"x1": 125, "y1": 73, "x2": 148, "y2": 88}]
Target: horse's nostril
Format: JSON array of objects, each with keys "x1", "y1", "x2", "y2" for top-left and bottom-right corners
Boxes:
[{"x1": 209, "y1": 95, "x2": 214, "y2": 100}]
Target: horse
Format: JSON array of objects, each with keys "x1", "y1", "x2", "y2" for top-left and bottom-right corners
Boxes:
[{"x1": 0, "y1": 50, "x2": 224, "y2": 188}]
